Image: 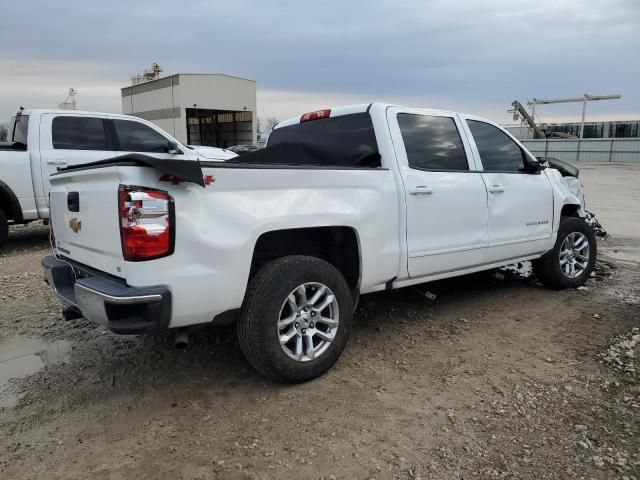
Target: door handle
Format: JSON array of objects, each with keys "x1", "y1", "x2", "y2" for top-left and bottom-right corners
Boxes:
[
  {"x1": 47, "y1": 160, "x2": 68, "y2": 166},
  {"x1": 408, "y1": 185, "x2": 434, "y2": 195},
  {"x1": 488, "y1": 185, "x2": 505, "y2": 193}
]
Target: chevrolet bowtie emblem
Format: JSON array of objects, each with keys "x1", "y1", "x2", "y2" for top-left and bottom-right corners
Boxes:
[{"x1": 69, "y1": 218, "x2": 82, "y2": 233}]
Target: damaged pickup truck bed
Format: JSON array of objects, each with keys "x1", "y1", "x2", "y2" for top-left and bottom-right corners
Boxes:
[{"x1": 43, "y1": 103, "x2": 597, "y2": 382}]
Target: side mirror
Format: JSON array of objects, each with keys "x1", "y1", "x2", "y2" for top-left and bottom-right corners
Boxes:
[
  {"x1": 527, "y1": 158, "x2": 546, "y2": 173},
  {"x1": 167, "y1": 140, "x2": 182, "y2": 155},
  {"x1": 521, "y1": 149, "x2": 545, "y2": 173}
]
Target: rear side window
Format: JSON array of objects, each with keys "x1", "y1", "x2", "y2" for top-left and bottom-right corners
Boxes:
[
  {"x1": 267, "y1": 112, "x2": 379, "y2": 156},
  {"x1": 52, "y1": 116, "x2": 107, "y2": 150},
  {"x1": 113, "y1": 120, "x2": 170, "y2": 153},
  {"x1": 467, "y1": 120, "x2": 525, "y2": 172},
  {"x1": 10, "y1": 115, "x2": 29, "y2": 145},
  {"x1": 398, "y1": 114, "x2": 468, "y2": 171}
]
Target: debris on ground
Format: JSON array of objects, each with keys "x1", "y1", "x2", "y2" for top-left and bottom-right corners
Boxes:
[
  {"x1": 585, "y1": 210, "x2": 608, "y2": 238},
  {"x1": 499, "y1": 261, "x2": 533, "y2": 279},
  {"x1": 600, "y1": 327, "x2": 639, "y2": 376},
  {"x1": 414, "y1": 288, "x2": 437, "y2": 300}
]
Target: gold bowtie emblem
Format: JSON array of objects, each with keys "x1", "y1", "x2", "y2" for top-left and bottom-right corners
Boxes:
[{"x1": 69, "y1": 218, "x2": 82, "y2": 233}]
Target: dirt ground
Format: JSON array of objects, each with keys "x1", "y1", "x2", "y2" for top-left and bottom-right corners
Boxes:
[{"x1": 1, "y1": 164, "x2": 639, "y2": 480}]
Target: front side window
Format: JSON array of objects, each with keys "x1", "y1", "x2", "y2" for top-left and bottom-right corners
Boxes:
[
  {"x1": 397, "y1": 114, "x2": 468, "y2": 171},
  {"x1": 52, "y1": 117, "x2": 107, "y2": 150},
  {"x1": 113, "y1": 120, "x2": 170, "y2": 153},
  {"x1": 467, "y1": 120, "x2": 525, "y2": 172}
]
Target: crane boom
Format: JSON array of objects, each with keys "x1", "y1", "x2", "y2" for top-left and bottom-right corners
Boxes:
[
  {"x1": 529, "y1": 94, "x2": 621, "y2": 105},
  {"x1": 511, "y1": 100, "x2": 545, "y2": 139}
]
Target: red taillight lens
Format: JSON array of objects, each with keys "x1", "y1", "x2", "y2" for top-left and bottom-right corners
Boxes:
[
  {"x1": 118, "y1": 185, "x2": 174, "y2": 261},
  {"x1": 300, "y1": 109, "x2": 331, "y2": 123}
]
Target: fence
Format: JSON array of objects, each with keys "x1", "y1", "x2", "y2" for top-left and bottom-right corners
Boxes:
[{"x1": 520, "y1": 138, "x2": 640, "y2": 163}]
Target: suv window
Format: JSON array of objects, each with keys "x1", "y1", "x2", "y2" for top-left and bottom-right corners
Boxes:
[
  {"x1": 467, "y1": 120, "x2": 525, "y2": 172},
  {"x1": 52, "y1": 116, "x2": 107, "y2": 150},
  {"x1": 398, "y1": 114, "x2": 468, "y2": 171},
  {"x1": 113, "y1": 119, "x2": 170, "y2": 153}
]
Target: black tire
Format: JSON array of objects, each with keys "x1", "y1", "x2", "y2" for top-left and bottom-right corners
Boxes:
[
  {"x1": 237, "y1": 255, "x2": 353, "y2": 383},
  {"x1": 533, "y1": 217, "x2": 597, "y2": 290},
  {"x1": 0, "y1": 209, "x2": 8, "y2": 249}
]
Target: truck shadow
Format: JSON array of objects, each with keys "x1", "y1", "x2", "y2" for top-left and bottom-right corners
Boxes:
[{"x1": 2, "y1": 222, "x2": 50, "y2": 254}]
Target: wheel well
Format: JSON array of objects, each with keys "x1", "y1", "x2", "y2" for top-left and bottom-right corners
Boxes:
[
  {"x1": 560, "y1": 204, "x2": 581, "y2": 218},
  {"x1": 0, "y1": 181, "x2": 22, "y2": 222},
  {"x1": 250, "y1": 227, "x2": 360, "y2": 289}
]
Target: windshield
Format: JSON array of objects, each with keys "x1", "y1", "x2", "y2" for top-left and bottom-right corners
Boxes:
[
  {"x1": 267, "y1": 112, "x2": 379, "y2": 155},
  {"x1": 9, "y1": 114, "x2": 29, "y2": 146}
]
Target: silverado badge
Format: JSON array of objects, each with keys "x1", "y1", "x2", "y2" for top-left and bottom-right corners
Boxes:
[{"x1": 69, "y1": 218, "x2": 82, "y2": 233}]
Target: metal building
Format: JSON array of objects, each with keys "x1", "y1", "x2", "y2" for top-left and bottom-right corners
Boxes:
[{"x1": 121, "y1": 73, "x2": 257, "y2": 148}]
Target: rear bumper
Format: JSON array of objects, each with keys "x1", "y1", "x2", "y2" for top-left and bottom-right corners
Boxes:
[{"x1": 42, "y1": 256, "x2": 172, "y2": 334}]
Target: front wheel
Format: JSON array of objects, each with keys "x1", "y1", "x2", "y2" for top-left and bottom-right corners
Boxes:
[
  {"x1": 533, "y1": 217, "x2": 597, "y2": 290},
  {"x1": 237, "y1": 255, "x2": 353, "y2": 383}
]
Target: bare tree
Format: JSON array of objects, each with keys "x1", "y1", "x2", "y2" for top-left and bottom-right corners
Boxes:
[
  {"x1": 0, "y1": 122, "x2": 8, "y2": 142},
  {"x1": 265, "y1": 117, "x2": 279, "y2": 133}
]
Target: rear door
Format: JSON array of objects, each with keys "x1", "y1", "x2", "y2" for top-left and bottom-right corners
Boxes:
[
  {"x1": 39, "y1": 114, "x2": 115, "y2": 198},
  {"x1": 387, "y1": 107, "x2": 489, "y2": 279},
  {"x1": 461, "y1": 117, "x2": 553, "y2": 262}
]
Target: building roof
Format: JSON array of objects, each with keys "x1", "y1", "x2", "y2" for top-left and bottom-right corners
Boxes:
[{"x1": 120, "y1": 73, "x2": 255, "y2": 92}]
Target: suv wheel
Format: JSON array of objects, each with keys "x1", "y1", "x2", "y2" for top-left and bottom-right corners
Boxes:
[
  {"x1": 237, "y1": 255, "x2": 353, "y2": 383},
  {"x1": 0, "y1": 209, "x2": 8, "y2": 248},
  {"x1": 533, "y1": 217, "x2": 597, "y2": 290}
]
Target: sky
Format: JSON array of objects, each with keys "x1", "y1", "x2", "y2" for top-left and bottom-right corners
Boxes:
[{"x1": 1, "y1": 0, "x2": 638, "y2": 128}]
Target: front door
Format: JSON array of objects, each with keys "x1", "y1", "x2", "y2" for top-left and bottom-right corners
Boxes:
[
  {"x1": 462, "y1": 118, "x2": 554, "y2": 263},
  {"x1": 388, "y1": 108, "x2": 489, "y2": 279}
]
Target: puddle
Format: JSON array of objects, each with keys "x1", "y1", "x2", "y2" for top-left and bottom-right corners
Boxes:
[{"x1": 0, "y1": 336, "x2": 71, "y2": 408}]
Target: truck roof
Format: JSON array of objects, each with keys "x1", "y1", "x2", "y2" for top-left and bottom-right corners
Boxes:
[
  {"x1": 13, "y1": 109, "x2": 140, "y2": 120},
  {"x1": 275, "y1": 102, "x2": 462, "y2": 129}
]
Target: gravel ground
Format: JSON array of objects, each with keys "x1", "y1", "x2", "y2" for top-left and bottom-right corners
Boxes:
[{"x1": 0, "y1": 220, "x2": 638, "y2": 480}]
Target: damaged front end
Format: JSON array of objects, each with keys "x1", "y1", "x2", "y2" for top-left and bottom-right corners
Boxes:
[{"x1": 539, "y1": 156, "x2": 608, "y2": 238}]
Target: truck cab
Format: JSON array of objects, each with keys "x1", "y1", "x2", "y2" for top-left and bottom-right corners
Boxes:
[{"x1": 0, "y1": 109, "x2": 236, "y2": 247}]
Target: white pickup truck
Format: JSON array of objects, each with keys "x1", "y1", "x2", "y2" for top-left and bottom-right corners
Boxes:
[
  {"x1": 42, "y1": 103, "x2": 597, "y2": 382},
  {"x1": 0, "y1": 109, "x2": 235, "y2": 247}
]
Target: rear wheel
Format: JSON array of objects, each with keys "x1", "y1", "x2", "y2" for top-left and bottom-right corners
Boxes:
[
  {"x1": 237, "y1": 255, "x2": 353, "y2": 383},
  {"x1": 0, "y1": 209, "x2": 8, "y2": 248},
  {"x1": 533, "y1": 217, "x2": 597, "y2": 290}
]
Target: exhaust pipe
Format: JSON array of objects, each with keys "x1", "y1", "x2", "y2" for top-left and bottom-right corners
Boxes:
[{"x1": 174, "y1": 329, "x2": 189, "y2": 349}]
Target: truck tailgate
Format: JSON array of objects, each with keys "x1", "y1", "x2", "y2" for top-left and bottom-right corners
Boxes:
[{"x1": 50, "y1": 167, "x2": 124, "y2": 277}]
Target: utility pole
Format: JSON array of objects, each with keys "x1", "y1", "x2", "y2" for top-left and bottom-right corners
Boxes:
[{"x1": 528, "y1": 94, "x2": 621, "y2": 138}]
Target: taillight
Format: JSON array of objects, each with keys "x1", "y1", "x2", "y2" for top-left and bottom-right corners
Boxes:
[
  {"x1": 118, "y1": 185, "x2": 174, "y2": 261},
  {"x1": 300, "y1": 109, "x2": 331, "y2": 123}
]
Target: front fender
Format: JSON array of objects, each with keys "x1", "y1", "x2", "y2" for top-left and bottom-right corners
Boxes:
[{"x1": 545, "y1": 169, "x2": 586, "y2": 233}]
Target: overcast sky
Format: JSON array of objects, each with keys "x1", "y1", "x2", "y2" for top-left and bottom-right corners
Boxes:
[{"x1": 1, "y1": 0, "x2": 638, "y2": 127}]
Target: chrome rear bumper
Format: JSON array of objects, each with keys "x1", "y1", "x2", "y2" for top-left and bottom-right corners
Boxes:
[{"x1": 42, "y1": 256, "x2": 171, "y2": 334}]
